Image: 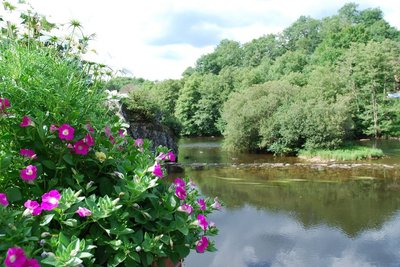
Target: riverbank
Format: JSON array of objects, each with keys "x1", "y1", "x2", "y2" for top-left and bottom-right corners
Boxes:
[{"x1": 298, "y1": 145, "x2": 384, "y2": 162}]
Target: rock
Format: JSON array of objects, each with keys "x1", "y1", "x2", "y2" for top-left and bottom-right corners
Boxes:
[{"x1": 121, "y1": 102, "x2": 178, "y2": 157}]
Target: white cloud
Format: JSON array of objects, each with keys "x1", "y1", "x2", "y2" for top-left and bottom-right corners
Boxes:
[{"x1": 25, "y1": 0, "x2": 400, "y2": 80}]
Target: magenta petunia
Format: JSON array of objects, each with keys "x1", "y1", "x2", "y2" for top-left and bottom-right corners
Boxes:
[
  {"x1": 49, "y1": 124, "x2": 58, "y2": 133},
  {"x1": 19, "y1": 149, "x2": 37, "y2": 159},
  {"x1": 22, "y1": 258, "x2": 40, "y2": 267},
  {"x1": 197, "y1": 214, "x2": 209, "y2": 231},
  {"x1": 83, "y1": 133, "x2": 95, "y2": 146},
  {"x1": 118, "y1": 129, "x2": 125, "y2": 137},
  {"x1": 20, "y1": 165, "x2": 37, "y2": 181},
  {"x1": 151, "y1": 163, "x2": 163, "y2": 177},
  {"x1": 197, "y1": 198, "x2": 206, "y2": 211},
  {"x1": 0, "y1": 193, "x2": 9, "y2": 206},
  {"x1": 167, "y1": 151, "x2": 176, "y2": 162},
  {"x1": 41, "y1": 190, "x2": 61, "y2": 211},
  {"x1": 0, "y1": 98, "x2": 10, "y2": 111},
  {"x1": 174, "y1": 178, "x2": 186, "y2": 188},
  {"x1": 24, "y1": 200, "x2": 42, "y2": 216},
  {"x1": 177, "y1": 204, "x2": 193, "y2": 215},
  {"x1": 211, "y1": 197, "x2": 222, "y2": 210},
  {"x1": 104, "y1": 126, "x2": 112, "y2": 137},
  {"x1": 20, "y1": 116, "x2": 34, "y2": 127},
  {"x1": 4, "y1": 247, "x2": 27, "y2": 267},
  {"x1": 58, "y1": 124, "x2": 74, "y2": 140},
  {"x1": 156, "y1": 152, "x2": 167, "y2": 161},
  {"x1": 73, "y1": 140, "x2": 89, "y2": 155},
  {"x1": 195, "y1": 236, "x2": 209, "y2": 253},
  {"x1": 175, "y1": 186, "x2": 187, "y2": 200},
  {"x1": 76, "y1": 207, "x2": 92, "y2": 217},
  {"x1": 86, "y1": 123, "x2": 94, "y2": 132},
  {"x1": 134, "y1": 138, "x2": 144, "y2": 147}
]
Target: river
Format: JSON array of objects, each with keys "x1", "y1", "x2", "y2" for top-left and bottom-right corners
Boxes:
[{"x1": 169, "y1": 137, "x2": 400, "y2": 267}]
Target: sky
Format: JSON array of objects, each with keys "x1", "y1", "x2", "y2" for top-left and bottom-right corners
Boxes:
[{"x1": 24, "y1": 0, "x2": 400, "y2": 81}]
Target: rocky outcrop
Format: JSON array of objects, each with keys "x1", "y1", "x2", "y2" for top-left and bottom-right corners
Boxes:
[{"x1": 121, "y1": 103, "x2": 178, "y2": 156}]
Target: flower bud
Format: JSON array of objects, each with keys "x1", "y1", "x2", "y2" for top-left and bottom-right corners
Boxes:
[
  {"x1": 133, "y1": 203, "x2": 140, "y2": 209},
  {"x1": 39, "y1": 239, "x2": 46, "y2": 246},
  {"x1": 112, "y1": 198, "x2": 120, "y2": 205},
  {"x1": 119, "y1": 192, "x2": 125, "y2": 198},
  {"x1": 74, "y1": 190, "x2": 82, "y2": 197},
  {"x1": 135, "y1": 246, "x2": 141, "y2": 252},
  {"x1": 70, "y1": 249, "x2": 78, "y2": 257},
  {"x1": 41, "y1": 232, "x2": 51, "y2": 238}
]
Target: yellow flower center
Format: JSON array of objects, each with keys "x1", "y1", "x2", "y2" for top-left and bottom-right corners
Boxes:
[
  {"x1": 26, "y1": 169, "x2": 33, "y2": 175},
  {"x1": 9, "y1": 255, "x2": 16, "y2": 263},
  {"x1": 62, "y1": 129, "x2": 69, "y2": 136}
]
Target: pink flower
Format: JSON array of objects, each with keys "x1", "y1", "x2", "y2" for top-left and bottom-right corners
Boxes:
[
  {"x1": 151, "y1": 163, "x2": 163, "y2": 177},
  {"x1": 174, "y1": 178, "x2": 186, "y2": 188},
  {"x1": 20, "y1": 165, "x2": 37, "y2": 181},
  {"x1": 211, "y1": 197, "x2": 222, "y2": 210},
  {"x1": 22, "y1": 258, "x2": 40, "y2": 267},
  {"x1": 189, "y1": 178, "x2": 196, "y2": 189},
  {"x1": 0, "y1": 193, "x2": 9, "y2": 206},
  {"x1": 177, "y1": 204, "x2": 193, "y2": 215},
  {"x1": 19, "y1": 149, "x2": 37, "y2": 159},
  {"x1": 0, "y1": 98, "x2": 10, "y2": 111},
  {"x1": 58, "y1": 124, "x2": 74, "y2": 140},
  {"x1": 73, "y1": 140, "x2": 89, "y2": 155},
  {"x1": 118, "y1": 129, "x2": 125, "y2": 137},
  {"x1": 24, "y1": 200, "x2": 42, "y2": 216},
  {"x1": 197, "y1": 214, "x2": 209, "y2": 231},
  {"x1": 41, "y1": 190, "x2": 61, "y2": 211},
  {"x1": 197, "y1": 198, "x2": 206, "y2": 211},
  {"x1": 49, "y1": 124, "x2": 58, "y2": 133},
  {"x1": 156, "y1": 152, "x2": 167, "y2": 161},
  {"x1": 20, "y1": 116, "x2": 34, "y2": 127},
  {"x1": 134, "y1": 138, "x2": 144, "y2": 147},
  {"x1": 83, "y1": 133, "x2": 95, "y2": 146},
  {"x1": 104, "y1": 126, "x2": 112, "y2": 137},
  {"x1": 86, "y1": 123, "x2": 94, "y2": 132},
  {"x1": 4, "y1": 247, "x2": 27, "y2": 267},
  {"x1": 195, "y1": 236, "x2": 209, "y2": 253},
  {"x1": 76, "y1": 207, "x2": 92, "y2": 217},
  {"x1": 167, "y1": 151, "x2": 176, "y2": 162},
  {"x1": 175, "y1": 186, "x2": 187, "y2": 200}
]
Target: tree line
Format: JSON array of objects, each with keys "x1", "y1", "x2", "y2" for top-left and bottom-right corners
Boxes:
[{"x1": 108, "y1": 3, "x2": 400, "y2": 154}]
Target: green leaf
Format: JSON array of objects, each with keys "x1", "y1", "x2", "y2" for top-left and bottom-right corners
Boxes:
[
  {"x1": 128, "y1": 252, "x2": 140, "y2": 263},
  {"x1": 108, "y1": 251, "x2": 126, "y2": 267},
  {"x1": 5, "y1": 187, "x2": 22, "y2": 202},
  {"x1": 132, "y1": 230, "x2": 143, "y2": 244},
  {"x1": 40, "y1": 214, "x2": 55, "y2": 226},
  {"x1": 63, "y1": 154, "x2": 74, "y2": 165},
  {"x1": 42, "y1": 160, "x2": 56, "y2": 170},
  {"x1": 0, "y1": 155, "x2": 11, "y2": 170},
  {"x1": 62, "y1": 219, "x2": 78, "y2": 227},
  {"x1": 175, "y1": 244, "x2": 190, "y2": 258}
]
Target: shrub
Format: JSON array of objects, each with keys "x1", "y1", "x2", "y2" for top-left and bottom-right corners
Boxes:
[{"x1": 0, "y1": 4, "x2": 221, "y2": 267}]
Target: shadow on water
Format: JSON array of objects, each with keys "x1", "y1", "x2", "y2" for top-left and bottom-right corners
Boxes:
[{"x1": 171, "y1": 137, "x2": 400, "y2": 267}]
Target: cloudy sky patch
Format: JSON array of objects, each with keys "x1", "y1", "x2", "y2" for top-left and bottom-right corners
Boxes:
[{"x1": 26, "y1": 0, "x2": 400, "y2": 80}]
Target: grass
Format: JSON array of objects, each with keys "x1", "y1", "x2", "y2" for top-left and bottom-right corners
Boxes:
[{"x1": 298, "y1": 145, "x2": 384, "y2": 161}]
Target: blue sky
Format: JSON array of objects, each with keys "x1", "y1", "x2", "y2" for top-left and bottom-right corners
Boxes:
[{"x1": 23, "y1": 0, "x2": 400, "y2": 80}]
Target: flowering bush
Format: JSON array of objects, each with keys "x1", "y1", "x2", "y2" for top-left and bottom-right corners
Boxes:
[
  {"x1": 0, "y1": 90, "x2": 221, "y2": 267},
  {"x1": 0, "y1": 2, "x2": 221, "y2": 266}
]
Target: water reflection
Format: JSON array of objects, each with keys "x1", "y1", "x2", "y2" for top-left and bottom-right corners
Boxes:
[
  {"x1": 187, "y1": 207, "x2": 400, "y2": 267},
  {"x1": 173, "y1": 138, "x2": 400, "y2": 267}
]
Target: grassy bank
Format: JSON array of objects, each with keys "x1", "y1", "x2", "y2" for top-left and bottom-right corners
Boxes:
[{"x1": 298, "y1": 145, "x2": 384, "y2": 161}]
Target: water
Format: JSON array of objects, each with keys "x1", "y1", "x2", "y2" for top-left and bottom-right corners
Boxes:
[{"x1": 171, "y1": 137, "x2": 400, "y2": 267}]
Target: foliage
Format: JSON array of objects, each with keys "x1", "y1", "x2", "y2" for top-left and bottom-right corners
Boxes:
[
  {"x1": 0, "y1": 3, "x2": 221, "y2": 266},
  {"x1": 298, "y1": 145, "x2": 384, "y2": 161},
  {"x1": 99, "y1": 3, "x2": 400, "y2": 155}
]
